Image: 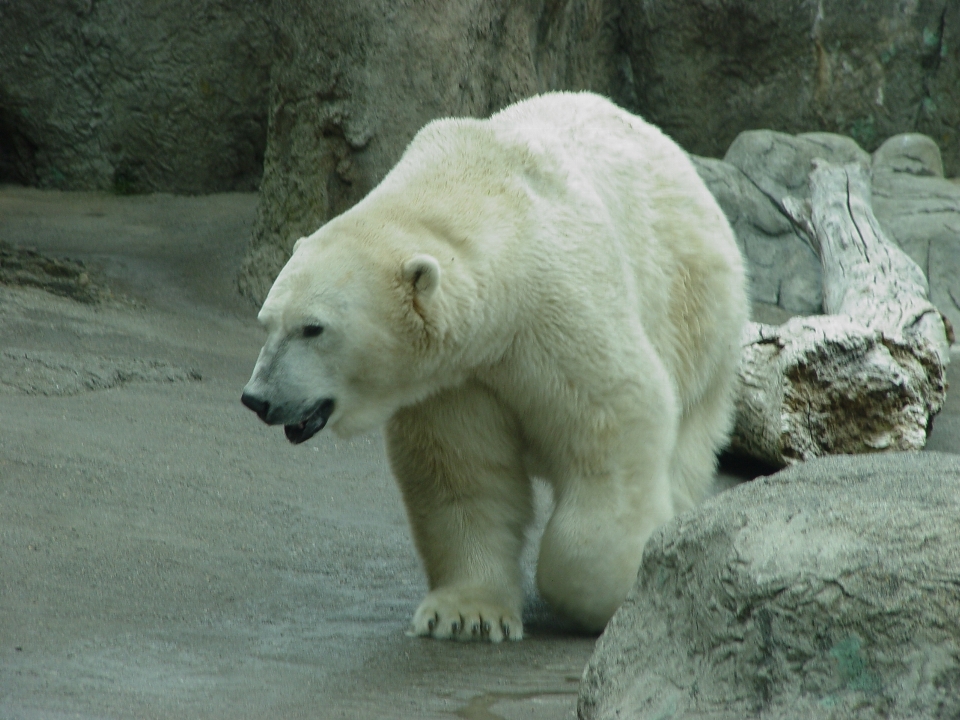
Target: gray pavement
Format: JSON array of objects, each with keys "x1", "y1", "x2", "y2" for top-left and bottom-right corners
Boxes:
[{"x1": 0, "y1": 187, "x2": 956, "y2": 719}]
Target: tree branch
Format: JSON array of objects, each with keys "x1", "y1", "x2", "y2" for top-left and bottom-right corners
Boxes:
[{"x1": 730, "y1": 161, "x2": 950, "y2": 467}]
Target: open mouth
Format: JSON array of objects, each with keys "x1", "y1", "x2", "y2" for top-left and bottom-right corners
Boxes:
[{"x1": 283, "y1": 398, "x2": 335, "y2": 445}]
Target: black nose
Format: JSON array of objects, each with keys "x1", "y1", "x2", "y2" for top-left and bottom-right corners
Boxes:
[{"x1": 241, "y1": 391, "x2": 270, "y2": 421}]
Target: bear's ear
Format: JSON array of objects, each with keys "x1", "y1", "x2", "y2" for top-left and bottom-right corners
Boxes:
[{"x1": 402, "y1": 254, "x2": 441, "y2": 300}]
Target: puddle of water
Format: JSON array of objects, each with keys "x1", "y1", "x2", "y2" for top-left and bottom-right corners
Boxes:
[{"x1": 456, "y1": 689, "x2": 578, "y2": 720}]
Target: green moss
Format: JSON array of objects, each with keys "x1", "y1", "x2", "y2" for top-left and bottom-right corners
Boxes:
[
  {"x1": 830, "y1": 635, "x2": 882, "y2": 694},
  {"x1": 849, "y1": 115, "x2": 876, "y2": 147},
  {"x1": 113, "y1": 171, "x2": 136, "y2": 195},
  {"x1": 112, "y1": 159, "x2": 145, "y2": 195},
  {"x1": 40, "y1": 167, "x2": 67, "y2": 189}
]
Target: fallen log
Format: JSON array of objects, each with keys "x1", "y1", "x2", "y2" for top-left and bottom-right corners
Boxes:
[{"x1": 730, "y1": 160, "x2": 951, "y2": 467}]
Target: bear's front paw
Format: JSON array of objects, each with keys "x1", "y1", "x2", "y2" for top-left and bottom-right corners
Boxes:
[{"x1": 408, "y1": 587, "x2": 523, "y2": 643}]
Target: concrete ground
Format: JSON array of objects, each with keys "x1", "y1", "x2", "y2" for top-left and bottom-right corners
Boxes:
[{"x1": 0, "y1": 187, "x2": 957, "y2": 719}]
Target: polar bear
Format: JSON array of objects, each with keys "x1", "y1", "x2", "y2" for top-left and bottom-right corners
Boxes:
[{"x1": 241, "y1": 92, "x2": 747, "y2": 642}]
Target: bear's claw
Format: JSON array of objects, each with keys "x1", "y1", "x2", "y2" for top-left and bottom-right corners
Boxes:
[{"x1": 408, "y1": 589, "x2": 523, "y2": 643}]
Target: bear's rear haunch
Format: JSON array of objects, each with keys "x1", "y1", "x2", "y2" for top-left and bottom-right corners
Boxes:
[{"x1": 242, "y1": 91, "x2": 748, "y2": 642}]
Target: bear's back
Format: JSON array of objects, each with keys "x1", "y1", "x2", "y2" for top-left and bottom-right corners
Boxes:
[
  {"x1": 490, "y1": 94, "x2": 745, "y2": 402},
  {"x1": 375, "y1": 93, "x2": 746, "y2": 415}
]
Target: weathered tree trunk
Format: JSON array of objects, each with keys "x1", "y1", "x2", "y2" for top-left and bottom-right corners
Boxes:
[{"x1": 730, "y1": 161, "x2": 951, "y2": 467}]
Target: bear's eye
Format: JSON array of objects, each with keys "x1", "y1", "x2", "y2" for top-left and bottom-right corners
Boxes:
[{"x1": 302, "y1": 324, "x2": 324, "y2": 338}]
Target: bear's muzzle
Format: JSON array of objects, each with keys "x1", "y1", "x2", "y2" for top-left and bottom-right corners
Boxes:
[
  {"x1": 240, "y1": 392, "x2": 336, "y2": 444},
  {"x1": 283, "y1": 397, "x2": 336, "y2": 444}
]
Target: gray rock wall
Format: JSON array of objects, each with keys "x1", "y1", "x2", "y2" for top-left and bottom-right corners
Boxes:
[
  {"x1": 622, "y1": 0, "x2": 960, "y2": 177},
  {"x1": 238, "y1": 0, "x2": 960, "y2": 303},
  {"x1": 872, "y1": 135, "x2": 960, "y2": 335},
  {"x1": 236, "y1": 0, "x2": 619, "y2": 301},
  {"x1": 0, "y1": 0, "x2": 272, "y2": 193}
]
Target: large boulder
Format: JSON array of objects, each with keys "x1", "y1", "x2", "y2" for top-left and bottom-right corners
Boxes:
[
  {"x1": 0, "y1": 0, "x2": 272, "y2": 193},
  {"x1": 621, "y1": 0, "x2": 960, "y2": 177},
  {"x1": 689, "y1": 155, "x2": 809, "y2": 318},
  {"x1": 236, "y1": 0, "x2": 619, "y2": 301},
  {"x1": 693, "y1": 131, "x2": 960, "y2": 331},
  {"x1": 689, "y1": 129, "x2": 872, "y2": 318},
  {"x1": 579, "y1": 452, "x2": 960, "y2": 720},
  {"x1": 871, "y1": 133, "x2": 960, "y2": 337}
]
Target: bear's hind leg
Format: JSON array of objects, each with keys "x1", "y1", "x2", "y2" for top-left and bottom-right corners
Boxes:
[
  {"x1": 536, "y1": 468, "x2": 674, "y2": 632},
  {"x1": 385, "y1": 381, "x2": 532, "y2": 642},
  {"x1": 535, "y1": 400, "x2": 677, "y2": 633}
]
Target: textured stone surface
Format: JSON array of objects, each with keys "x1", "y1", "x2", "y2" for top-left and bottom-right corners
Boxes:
[
  {"x1": 239, "y1": 0, "x2": 960, "y2": 303},
  {"x1": 693, "y1": 130, "x2": 871, "y2": 316},
  {"x1": 0, "y1": 0, "x2": 272, "y2": 193},
  {"x1": 0, "y1": 348, "x2": 201, "y2": 396},
  {"x1": 872, "y1": 134, "x2": 960, "y2": 336},
  {"x1": 694, "y1": 131, "x2": 960, "y2": 330},
  {"x1": 723, "y1": 131, "x2": 872, "y2": 206},
  {"x1": 579, "y1": 452, "x2": 960, "y2": 720},
  {"x1": 620, "y1": 0, "x2": 960, "y2": 177},
  {"x1": 691, "y1": 155, "x2": 821, "y2": 316},
  {"x1": 0, "y1": 239, "x2": 115, "y2": 304},
  {"x1": 237, "y1": 0, "x2": 619, "y2": 301}
]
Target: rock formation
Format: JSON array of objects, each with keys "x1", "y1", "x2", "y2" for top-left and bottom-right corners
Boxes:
[
  {"x1": 4, "y1": 2, "x2": 956, "y2": 296},
  {"x1": 579, "y1": 452, "x2": 960, "y2": 720},
  {"x1": 693, "y1": 131, "x2": 960, "y2": 335},
  {"x1": 237, "y1": 0, "x2": 959, "y2": 302},
  {"x1": 0, "y1": 0, "x2": 272, "y2": 193},
  {"x1": 620, "y1": 0, "x2": 960, "y2": 177},
  {"x1": 235, "y1": 0, "x2": 619, "y2": 301}
]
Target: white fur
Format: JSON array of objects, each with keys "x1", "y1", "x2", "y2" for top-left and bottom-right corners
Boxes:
[{"x1": 245, "y1": 92, "x2": 748, "y2": 641}]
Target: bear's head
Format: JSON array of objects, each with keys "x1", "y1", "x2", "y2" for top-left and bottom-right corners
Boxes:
[{"x1": 241, "y1": 219, "x2": 448, "y2": 443}]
